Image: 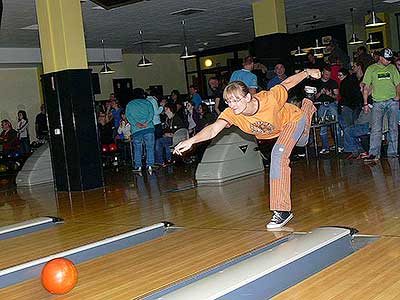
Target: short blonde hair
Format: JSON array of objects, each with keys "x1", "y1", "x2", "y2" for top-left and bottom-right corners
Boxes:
[{"x1": 223, "y1": 81, "x2": 249, "y2": 103}]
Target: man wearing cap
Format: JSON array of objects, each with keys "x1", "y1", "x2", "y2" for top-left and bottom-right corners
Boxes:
[
  {"x1": 362, "y1": 48, "x2": 400, "y2": 160},
  {"x1": 229, "y1": 55, "x2": 258, "y2": 94}
]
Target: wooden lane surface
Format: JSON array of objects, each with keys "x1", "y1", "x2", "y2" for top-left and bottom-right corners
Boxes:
[
  {"x1": 273, "y1": 237, "x2": 400, "y2": 300},
  {"x1": 1, "y1": 159, "x2": 400, "y2": 235},
  {"x1": 0, "y1": 228, "x2": 288, "y2": 300},
  {"x1": 0, "y1": 222, "x2": 138, "y2": 270}
]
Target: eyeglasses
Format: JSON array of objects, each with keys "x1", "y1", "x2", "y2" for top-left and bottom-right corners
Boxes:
[{"x1": 225, "y1": 96, "x2": 245, "y2": 105}]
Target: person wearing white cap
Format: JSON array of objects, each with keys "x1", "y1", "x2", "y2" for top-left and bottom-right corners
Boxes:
[{"x1": 362, "y1": 48, "x2": 400, "y2": 161}]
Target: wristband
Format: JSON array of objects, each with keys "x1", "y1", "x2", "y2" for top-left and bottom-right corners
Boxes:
[{"x1": 363, "y1": 103, "x2": 369, "y2": 107}]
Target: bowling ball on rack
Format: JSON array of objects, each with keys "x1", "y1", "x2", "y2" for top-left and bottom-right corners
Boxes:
[{"x1": 41, "y1": 258, "x2": 78, "y2": 295}]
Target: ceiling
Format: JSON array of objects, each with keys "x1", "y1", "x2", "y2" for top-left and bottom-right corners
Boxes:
[{"x1": 0, "y1": 0, "x2": 399, "y2": 53}]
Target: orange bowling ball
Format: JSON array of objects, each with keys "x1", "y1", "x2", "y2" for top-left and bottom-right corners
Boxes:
[{"x1": 41, "y1": 258, "x2": 78, "y2": 294}]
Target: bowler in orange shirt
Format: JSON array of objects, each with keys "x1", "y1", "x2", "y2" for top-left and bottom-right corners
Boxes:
[{"x1": 174, "y1": 69, "x2": 321, "y2": 229}]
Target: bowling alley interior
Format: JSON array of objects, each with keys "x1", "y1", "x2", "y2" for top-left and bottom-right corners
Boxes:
[{"x1": 1, "y1": 0, "x2": 400, "y2": 299}]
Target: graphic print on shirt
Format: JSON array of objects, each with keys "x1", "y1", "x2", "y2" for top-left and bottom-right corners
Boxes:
[
  {"x1": 250, "y1": 121, "x2": 275, "y2": 135},
  {"x1": 377, "y1": 72, "x2": 392, "y2": 80}
]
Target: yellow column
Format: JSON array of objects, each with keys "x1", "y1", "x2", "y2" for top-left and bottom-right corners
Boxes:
[
  {"x1": 35, "y1": 0, "x2": 88, "y2": 73},
  {"x1": 252, "y1": 0, "x2": 287, "y2": 37}
]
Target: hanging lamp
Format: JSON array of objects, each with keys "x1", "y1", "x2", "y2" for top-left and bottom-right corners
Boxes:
[
  {"x1": 365, "y1": 0, "x2": 386, "y2": 28},
  {"x1": 180, "y1": 20, "x2": 196, "y2": 59},
  {"x1": 100, "y1": 39, "x2": 115, "y2": 74},
  {"x1": 137, "y1": 30, "x2": 153, "y2": 67},
  {"x1": 349, "y1": 8, "x2": 363, "y2": 45}
]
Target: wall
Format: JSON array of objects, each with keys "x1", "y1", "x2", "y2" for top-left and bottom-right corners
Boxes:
[
  {"x1": 91, "y1": 52, "x2": 186, "y2": 101},
  {"x1": 0, "y1": 67, "x2": 42, "y2": 140}
]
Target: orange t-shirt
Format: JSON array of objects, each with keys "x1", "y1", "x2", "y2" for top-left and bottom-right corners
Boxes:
[{"x1": 218, "y1": 85, "x2": 303, "y2": 139}]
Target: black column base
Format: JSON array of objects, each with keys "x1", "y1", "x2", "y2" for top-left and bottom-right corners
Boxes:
[{"x1": 42, "y1": 69, "x2": 104, "y2": 192}]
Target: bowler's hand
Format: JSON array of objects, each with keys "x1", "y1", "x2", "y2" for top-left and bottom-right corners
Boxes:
[
  {"x1": 307, "y1": 69, "x2": 321, "y2": 79},
  {"x1": 173, "y1": 140, "x2": 193, "y2": 155}
]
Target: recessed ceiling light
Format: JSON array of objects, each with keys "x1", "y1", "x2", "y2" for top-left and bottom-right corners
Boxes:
[
  {"x1": 383, "y1": 0, "x2": 400, "y2": 3},
  {"x1": 159, "y1": 43, "x2": 181, "y2": 48},
  {"x1": 21, "y1": 24, "x2": 39, "y2": 30},
  {"x1": 244, "y1": 16, "x2": 253, "y2": 21},
  {"x1": 216, "y1": 32, "x2": 240, "y2": 37}
]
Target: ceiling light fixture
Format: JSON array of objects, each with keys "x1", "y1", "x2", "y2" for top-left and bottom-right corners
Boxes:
[
  {"x1": 366, "y1": 33, "x2": 380, "y2": 45},
  {"x1": 349, "y1": 8, "x2": 363, "y2": 45},
  {"x1": 100, "y1": 39, "x2": 115, "y2": 74},
  {"x1": 291, "y1": 25, "x2": 307, "y2": 57},
  {"x1": 180, "y1": 20, "x2": 196, "y2": 60},
  {"x1": 365, "y1": 0, "x2": 386, "y2": 27},
  {"x1": 294, "y1": 46, "x2": 307, "y2": 56},
  {"x1": 137, "y1": 30, "x2": 153, "y2": 67},
  {"x1": 311, "y1": 39, "x2": 326, "y2": 50}
]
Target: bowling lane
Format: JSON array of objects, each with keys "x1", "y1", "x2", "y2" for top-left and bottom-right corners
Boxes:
[
  {"x1": 0, "y1": 222, "x2": 140, "y2": 270},
  {"x1": 0, "y1": 228, "x2": 288, "y2": 300}
]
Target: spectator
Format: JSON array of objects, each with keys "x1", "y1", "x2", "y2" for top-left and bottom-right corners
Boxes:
[
  {"x1": 327, "y1": 40, "x2": 350, "y2": 69},
  {"x1": 351, "y1": 61, "x2": 365, "y2": 83},
  {"x1": 126, "y1": 88, "x2": 155, "y2": 174},
  {"x1": 306, "y1": 52, "x2": 324, "y2": 70},
  {"x1": 343, "y1": 109, "x2": 371, "y2": 160},
  {"x1": 146, "y1": 92, "x2": 163, "y2": 140},
  {"x1": 156, "y1": 103, "x2": 186, "y2": 166},
  {"x1": 315, "y1": 65, "x2": 343, "y2": 154},
  {"x1": 362, "y1": 48, "x2": 400, "y2": 161},
  {"x1": 355, "y1": 46, "x2": 374, "y2": 69},
  {"x1": 170, "y1": 90, "x2": 181, "y2": 104},
  {"x1": 197, "y1": 102, "x2": 217, "y2": 132},
  {"x1": 338, "y1": 68, "x2": 363, "y2": 128},
  {"x1": 208, "y1": 77, "x2": 227, "y2": 115},
  {"x1": 16, "y1": 110, "x2": 30, "y2": 155},
  {"x1": 97, "y1": 112, "x2": 114, "y2": 145},
  {"x1": 267, "y1": 63, "x2": 287, "y2": 90},
  {"x1": 0, "y1": 120, "x2": 19, "y2": 156},
  {"x1": 185, "y1": 101, "x2": 199, "y2": 136},
  {"x1": 35, "y1": 104, "x2": 48, "y2": 140},
  {"x1": 189, "y1": 85, "x2": 203, "y2": 108},
  {"x1": 229, "y1": 55, "x2": 258, "y2": 94},
  {"x1": 117, "y1": 110, "x2": 132, "y2": 165},
  {"x1": 110, "y1": 99, "x2": 122, "y2": 139}
]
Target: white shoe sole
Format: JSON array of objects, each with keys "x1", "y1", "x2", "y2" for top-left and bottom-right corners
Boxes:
[{"x1": 266, "y1": 213, "x2": 294, "y2": 229}]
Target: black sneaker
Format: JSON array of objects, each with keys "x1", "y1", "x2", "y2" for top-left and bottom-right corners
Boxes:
[
  {"x1": 363, "y1": 154, "x2": 379, "y2": 162},
  {"x1": 266, "y1": 211, "x2": 293, "y2": 229}
]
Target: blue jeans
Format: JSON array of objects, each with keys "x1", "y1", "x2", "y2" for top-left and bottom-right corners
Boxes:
[
  {"x1": 156, "y1": 136, "x2": 173, "y2": 164},
  {"x1": 369, "y1": 99, "x2": 399, "y2": 157},
  {"x1": 340, "y1": 106, "x2": 361, "y2": 129},
  {"x1": 132, "y1": 131, "x2": 155, "y2": 168},
  {"x1": 344, "y1": 123, "x2": 369, "y2": 155},
  {"x1": 318, "y1": 102, "x2": 343, "y2": 149}
]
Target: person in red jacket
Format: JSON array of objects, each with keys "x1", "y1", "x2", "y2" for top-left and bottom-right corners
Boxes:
[{"x1": 0, "y1": 120, "x2": 19, "y2": 156}]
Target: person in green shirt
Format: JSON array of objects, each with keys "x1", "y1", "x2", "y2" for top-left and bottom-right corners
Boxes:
[{"x1": 362, "y1": 48, "x2": 400, "y2": 160}]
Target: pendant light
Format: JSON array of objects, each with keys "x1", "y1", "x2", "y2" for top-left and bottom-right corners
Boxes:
[
  {"x1": 365, "y1": 0, "x2": 386, "y2": 28},
  {"x1": 137, "y1": 30, "x2": 153, "y2": 67},
  {"x1": 348, "y1": 8, "x2": 363, "y2": 45},
  {"x1": 292, "y1": 25, "x2": 307, "y2": 57},
  {"x1": 366, "y1": 33, "x2": 380, "y2": 45},
  {"x1": 311, "y1": 39, "x2": 326, "y2": 50},
  {"x1": 294, "y1": 46, "x2": 307, "y2": 56},
  {"x1": 180, "y1": 20, "x2": 196, "y2": 59},
  {"x1": 100, "y1": 39, "x2": 115, "y2": 74}
]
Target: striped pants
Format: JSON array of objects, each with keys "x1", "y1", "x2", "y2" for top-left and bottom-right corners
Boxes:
[{"x1": 269, "y1": 98, "x2": 316, "y2": 211}]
